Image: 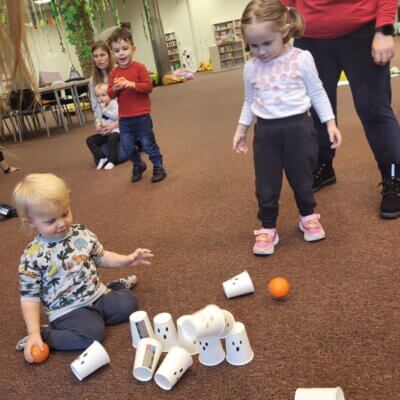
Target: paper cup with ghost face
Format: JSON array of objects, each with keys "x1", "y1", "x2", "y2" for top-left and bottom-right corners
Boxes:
[
  {"x1": 153, "y1": 312, "x2": 179, "y2": 352},
  {"x1": 154, "y1": 346, "x2": 193, "y2": 391},
  {"x1": 223, "y1": 271, "x2": 255, "y2": 299},
  {"x1": 130, "y1": 310, "x2": 155, "y2": 348},
  {"x1": 217, "y1": 309, "x2": 235, "y2": 339},
  {"x1": 70, "y1": 340, "x2": 110, "y2": 381},
  {"x1": 181, "y1": 304, "x2": 225, "y2": 340},
  {"x1": 198, "y1": 336, "x2": 226, "y2": 366},
  {"x1": 133, "y1": 338, "x2": 163, "y2": 382},
  {"x1": 295, "y1": 387, "x2": 346, "y2": 400},
  {"x1": 225, "y1": 322, "x2": 254, "y2": 366},
  {"x1": 177, "y1": 316, "x2": 199, "y2": 355}
]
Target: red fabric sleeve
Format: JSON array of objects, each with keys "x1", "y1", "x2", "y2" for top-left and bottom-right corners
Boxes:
[
  {"x1": 282, "y1": 0, "x2": 296, "y2": 6},
  {"x1": 107, "y1": 69, "x2": 116, "y2": 98},
  {"x1": 375, "y1": 0, "x2": 397, "y2": 28},
  {"x1": 134, "y1": 64, "x2": 153, "y2": 94}
]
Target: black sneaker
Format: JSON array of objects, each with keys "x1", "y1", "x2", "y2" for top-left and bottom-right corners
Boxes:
[
  {"x1": 312, "y1": 162, "x2": 336, "y2": 192},
  {"x1": 151, "y1": 166, "x2": 167, "y2": 183},
  {"x1": 131, "y1": 162, "x2": 147, "y2": 182},
  {"x1": 379, "y1": 177, "x2": 400, "y2": 219}
]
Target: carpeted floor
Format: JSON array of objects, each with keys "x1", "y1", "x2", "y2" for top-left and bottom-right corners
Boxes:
[{"x1": 1, "y1": 63, "x2": 400, "y2": 400}]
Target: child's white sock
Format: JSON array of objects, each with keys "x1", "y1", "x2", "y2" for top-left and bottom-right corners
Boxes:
[
  {"x1": 97, "y1": 158, "x2": 108, "y2": 170},
  {"x1": 104, "y1": 162, "x2": 115, "y2": 170}
]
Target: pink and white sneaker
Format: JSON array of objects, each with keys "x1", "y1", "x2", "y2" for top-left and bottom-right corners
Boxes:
[
  {"x1": 299, "y1": 214, "x2": 326, "y2": 242},
  {"x1": 253, "y1": 228, "x2": 279, "y2": 255}
]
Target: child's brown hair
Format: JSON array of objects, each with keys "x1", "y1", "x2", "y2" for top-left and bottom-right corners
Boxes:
[{"x1": 107, "y1": 27, "x2": 135, "y2": 47}]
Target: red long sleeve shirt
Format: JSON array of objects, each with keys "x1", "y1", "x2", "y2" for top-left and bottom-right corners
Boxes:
[
  {"x1": 283, "y1": 0, "x2": 396, "y2": 39},
  {"x1": 108, "y1": 61, "x2": 153, "y2": 118}
]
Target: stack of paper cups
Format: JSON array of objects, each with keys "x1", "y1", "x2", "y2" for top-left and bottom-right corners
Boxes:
[
  {"x1": 154, "y1": 346, "x2": 193, "y2": 390},
  {"x1": 130, "y1": 310, "x2": 155, "y2": 348},
  {"x1": 153, "y1": 312, "x2": 179, "y2": 352},
  {"x1": 295, "y1": 387, "x2": 346, "y2": 400},
  {"x1": 217, "y1": 309, "x2": 235, "y2": 339},
  {"x1": 223, "y1": 271, "x2": 255, "y2": 299},
  {"x1": 70, "y1": 340, "x2": 110, "y2": 381},
  {"x1": 225, "y1": 322, "x2": 254, "y2": 366},
  {"x1": 177, "y1": 316, "x2": 198, "y2": 355}
]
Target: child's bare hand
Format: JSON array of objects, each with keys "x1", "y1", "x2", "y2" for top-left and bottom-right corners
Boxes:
[
  {"x1": 327, "y1": 121, "x2": 342, "y2": 149},
  {"x1": 126, "y1": 248, "x2": 154, "y2": 267},
  {"x1": 233, "y1": 131, "x2": 248, "y2": 153},
  {"x1": 24, "y1": 332, "x2": 45, "y2": 363}
]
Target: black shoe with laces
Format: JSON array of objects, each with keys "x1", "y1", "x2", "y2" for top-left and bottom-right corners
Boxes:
[
  {"x1": 151, "y1": 166, "x2": 167, "y2": 183},
  {"x1": 131, "y1": 162, "x2": 147, "y2": 182},
  {"x1": 379, "y1": 177, "x2": 400, "y2": 219},
  {"x1": 312, "y1": 162, "x2": 337, "y2": 192}
]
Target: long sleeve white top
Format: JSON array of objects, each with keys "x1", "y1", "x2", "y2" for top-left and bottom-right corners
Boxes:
[{"x1": 239, "y1": 47, "x2": 335, "y2": 126}]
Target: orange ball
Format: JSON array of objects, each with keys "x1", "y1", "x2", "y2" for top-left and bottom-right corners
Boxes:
[
  {"x1": 31, "y1": 343, "x2": 49, "y2": 363},
  {"x1": 268, "y1": 277, "x2": 290, "y2": 299}
]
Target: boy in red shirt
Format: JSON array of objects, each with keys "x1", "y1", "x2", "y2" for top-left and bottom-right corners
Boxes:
[{"x1": 107, "y1": 28, "x2": 166, "y2": 183}]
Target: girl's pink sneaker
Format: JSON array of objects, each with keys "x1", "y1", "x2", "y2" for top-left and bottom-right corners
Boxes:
[
  {"x1": 253, "y1": 228, "x2": 279, "y2": 255},
  {"x1": 299, "y1": 214, "x2": 326, "y2": 242}
]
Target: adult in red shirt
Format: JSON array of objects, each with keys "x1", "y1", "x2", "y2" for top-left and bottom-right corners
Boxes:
[{"x1": 284, "y1": 0, "x2": 400, "y2": 219}]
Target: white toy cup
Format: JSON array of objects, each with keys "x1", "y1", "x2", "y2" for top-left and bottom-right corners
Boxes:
[
  {"x1": 225, "y1": 321, "x2": 254, "y2": 366},
  {"x1": 217, "y1": 309, "x2": 235, "y2": 339},
  {"x1": 181, "y1": 304, "x2": 225, "y2": 340},
  {"x1": 295, "y1": 387, "x2": 345, "y2": 400},
  {"x1": 153, "y1": 312, "x2": 179, "y2": 352},
  {"x1": 70, "y1": 340, "x2": 110, "y2": 381},
  {"x1": 129, "y1": 310, "x2": 155, "y2": 348},
  {"x1": 133, "y1": 338, "x2": 163, "y2": 382},
  {"x1": 198, "y1": 336, "x2": 225, "y2": 366},
  {"x1": 223, "y1": 270, "x2": 255, "y2": 299},
  {"x1": 154, "y1": 346, "x2": 193, "y2": 391},
  {"x1": 177, "y1": 315, "x2": 199, "y2": 355}
]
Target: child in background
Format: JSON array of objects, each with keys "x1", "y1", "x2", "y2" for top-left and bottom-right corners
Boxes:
[
  {"x1": 13, "y1": 173, "x2": 153, "y2": 361},
  {"x1": 86, "y1": 83, "x2": 120, "y2": 170},
  {"x1": 107, "y1": 28, "x2": 167, "y2": 183},
  {"x1": 233, "y1": 0, "x2": 342, "y2": 255}
]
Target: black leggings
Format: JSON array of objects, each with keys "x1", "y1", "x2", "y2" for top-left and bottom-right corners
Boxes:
[{"x1": 86, "y1": 132, "x2": 119, "y2": 164}]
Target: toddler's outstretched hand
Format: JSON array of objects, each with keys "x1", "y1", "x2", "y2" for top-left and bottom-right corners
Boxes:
[
  {"x1": 126, "y1": 248, "x2": 154, "y2": 267},
  {"x1": 233, "y1": 131, "x2": 248, "y2": 154},
  {"x1": 24, "y1": 332, "x2": 45, "y2": 363},
  {"x1": 327, "y1": 120, "x2": 342, "y2": 149}
]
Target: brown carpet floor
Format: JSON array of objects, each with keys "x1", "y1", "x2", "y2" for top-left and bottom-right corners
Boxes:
[{"x1": 1, "y1": 63, "x2": 400, "y2": 400}]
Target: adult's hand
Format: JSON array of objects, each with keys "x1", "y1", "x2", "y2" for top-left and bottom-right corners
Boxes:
[
  {"x1": 372, "y1": 32, "x2": 395, "y2": 66},
  {"x1": 99, "y1": 121, "x2": 118, "y2": 136}
]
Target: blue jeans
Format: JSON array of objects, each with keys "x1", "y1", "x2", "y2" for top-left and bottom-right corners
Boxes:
[{"x1": 119, "y1": 114, "x2": 163, "y2": 167}]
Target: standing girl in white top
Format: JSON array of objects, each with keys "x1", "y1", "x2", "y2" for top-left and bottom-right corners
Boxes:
[{"x1": 233, "y1": 0, "x2": 342, "y2": 255}]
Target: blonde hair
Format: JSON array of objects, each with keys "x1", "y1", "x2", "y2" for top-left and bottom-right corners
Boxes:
[
  {"x1": 241, "y1": 0, "x2": 305, "y2": 48},
  {"x1": 13, "y1": 174, "x2": 71, "y2": 221},
  {"x1": 91, "y1": 41, "x2": 114, "y2": 87},
  {"x1": 94, "y1": 82, "x2": 109, "y2": 93}
]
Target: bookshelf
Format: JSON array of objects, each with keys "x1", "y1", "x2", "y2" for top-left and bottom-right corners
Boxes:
[
  {"x1": 210, "y1": 19, "x2": 245, "y2": 72},
  {"x1": 165, "y1": 32, "x2": 181, "y2": 71}
]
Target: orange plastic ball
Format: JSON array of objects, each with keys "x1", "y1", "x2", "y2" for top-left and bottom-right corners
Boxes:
[
  {"x1": 31, "y1": 343, "x2": 49, "y2": 363},
  {"x1": 268, "y1": 277, "x2": 290, "y2": 299}
]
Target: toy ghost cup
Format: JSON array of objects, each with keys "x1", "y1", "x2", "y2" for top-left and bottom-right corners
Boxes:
[
  {"x1": 70, "y1": 340, "x2": 110, "y2": 381},
  {"x1": 176, "y1": 316, "x2": 199, "y2": 355},
  {"x1": 130, "y1": 310, "x2": 155, "y2": 348},
  {"x1": 294, "y1": 387, "x2": 346, "y2": 400},
  {"x1": 154, "y1": 346, "x2": 193, "y2": 391},
  {"x1": 153, "y1": 312, "x2": 179, "y2": 352},
  {"x1": 181, "y1": 304, "x2": 225, "y2": 340},
  {"x1": 217, "y1": 310, "x2": 235, "y2": 339},
  {"x1": 133, "y1": 338, "x2": 163, "y2": 382},
  {"x1": 198, "y1": 336, "x2": 226, "y2": 366},
  {"x1": 223, "y1": 271, "x2": 255, "y2": 299},
  {"x1": 225, "y1": 322, "x2": 254, "y2": 366}
]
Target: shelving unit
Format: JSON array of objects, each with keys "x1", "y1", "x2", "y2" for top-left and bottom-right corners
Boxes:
[
  {"x1": 210, "y1": 19, "x2": 245, "y2": 72},
  {"x1": 165, "y1": 32, "x2": 181, "y2": 71}
]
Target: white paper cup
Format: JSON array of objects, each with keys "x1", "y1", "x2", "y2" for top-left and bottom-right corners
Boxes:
[
  {"x1": 217, "y1": 309, "x2": 235, "y2": 339},
  {"x1": 181, "y1": 304, "x2": 225, "y2": 340},
  {"x1": 130, "y1": 310, "x2": 155, "y2": 348},
  {"x1": 225, "y1": 321, "x2": 254, "y2": 366},
  {"x1": 295, "y1": 387, "x2": 345, "y2": 400},
  {"x1": 70, "y1": 340, "x2": 110, "y2": 381},
  {"x1": 133, "y1": 338, "x2": 163, "y2": 382},
  {"x1": 223, "y1": 271, "x2": 255, "y2": 299},
  {"x1": 153, "y1": 312, "x2": 179, "y2": 352},
  {"x1": 177, "y1": 316, "x2": 199, "y2": 355},
  {"x1": 154, "y1": 345, "x2": 193, "y2": 391},
  {"x1": 198, "y1": 336, "x2": 225, "y2": 366}
]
